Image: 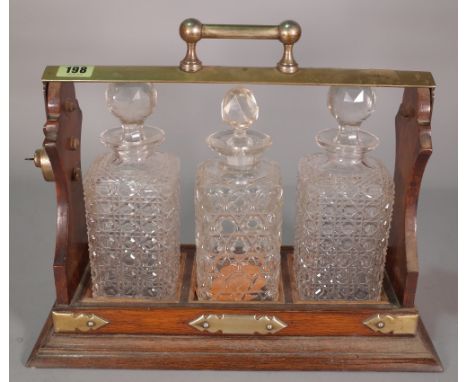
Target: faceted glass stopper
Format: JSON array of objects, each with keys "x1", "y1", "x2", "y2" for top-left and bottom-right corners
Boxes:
[
  {"x1": 328, "y1": 87, "x2": 376, "y2": 127},
  {"x1": 317, "y1": 86, "x2": 379, "y2": 151},
  {"x1": 222, "y1": 87, "x2": 259, "y2": 130},
  {"x1": 102, "y1": 83, "x2": 164, "y2": 146},
  {"x1": 106, "y1": 83, "x2": 157, "y2": 124},
  {"x1": 207, "y1": 86, "x2": 271, "y2": 167}
]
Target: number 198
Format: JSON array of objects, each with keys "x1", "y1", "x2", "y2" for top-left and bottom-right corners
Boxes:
[{"x1": 65, "y1": 66, "x2": 87, "y2": 74}]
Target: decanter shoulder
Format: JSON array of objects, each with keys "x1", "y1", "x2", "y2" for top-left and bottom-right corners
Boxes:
[
  {"x1": 298, "y1": 153, "x2": 392, "y2": 181},
  {"x1": 84, "y1": 151, "x2": 180, "y2": 192},
  {"x1": 365, "y1": 156, "x2": 393, "y2": 178},
  {"x1": 149, "y1": 151, "x2": 180, "y2": 176},
  {"x1": 297, "y1": 153, "x2": 327, "y2": 179},
  {"x1": 197, "y1": 159, "x2": 281, "y2": 186},
  {"x1": 84, "y1": 152, "x2": 113, "y2": 181},
  {"x1": 97, "y1": 151, "x2": 178, "y2": 172}
]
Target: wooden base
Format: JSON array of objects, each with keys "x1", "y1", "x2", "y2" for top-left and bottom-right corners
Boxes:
[
  {"x1": 28, "y1": 313, "x2": 442, "y2": 371},
  {"x1": 27, "y1": 247, "x2": 442, "y2": 371}
]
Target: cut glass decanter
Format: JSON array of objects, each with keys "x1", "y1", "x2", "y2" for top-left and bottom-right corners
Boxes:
[
  {"x1": 195, "y1": 87, "x2": 283, "y2": 301},
  {"x1": 83, "y1": 83, "x2": 180, "y2": 299},
  {"x1": 294, "y1": 87, "x2": 394, "y2": 300}
]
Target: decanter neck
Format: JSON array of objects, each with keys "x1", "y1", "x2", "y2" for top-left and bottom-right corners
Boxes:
[
  {"x1": 325, "y1": 149, "x2": 365, "y2": 165},
  {"x1": 316, "y1": 127, "x2": 379, "y2": 162},
  {"x1": 112, "y1": 143, "x2": 156, "y2": 163},
  {"x1": 222, "y1": 154, "x2": 259, "y2": 168},
  {"x1": 101, "y1": 126, "x2": 165, "y2": 164},
  {"x1": 121, "y1": 123, "x2": 145, "y2": 143},
  {"x1": 115, "y1": 123, "x2": 150, "y2": 162},
  {"x1": 335, "y1": 124, "x2": 360, "y2": 146},
  {"x1": 207, "y1": 129, "x2": 271, "y2": 170},
  {"x1": 326, "y1": 124, "x2": 367, "y2": 164}
]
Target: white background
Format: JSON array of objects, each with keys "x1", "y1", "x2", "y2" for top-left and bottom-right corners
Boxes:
[{"x1": 10, "y1": 0, "x2": 457, "y2": 381}]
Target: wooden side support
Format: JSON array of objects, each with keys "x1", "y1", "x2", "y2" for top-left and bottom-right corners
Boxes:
[
  {"x1": 43, "y1": 82, "x2": 89, "y2": 304},
  {"x1": 387, "y1": 87, "x2": 433, "y2": 307}
]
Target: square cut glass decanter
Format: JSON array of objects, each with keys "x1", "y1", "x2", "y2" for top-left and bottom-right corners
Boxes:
[
  {"x1": 83, "y1": 83, "x2": 180, "y2": 299},
  {"x1": 294, "y1": 87, "x2": 394, "y2": 300},
  {"x1": 195, "y1": 87, "x2": 283, "y2": 301}
]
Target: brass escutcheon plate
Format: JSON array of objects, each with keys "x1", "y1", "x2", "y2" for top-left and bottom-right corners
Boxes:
[
  {"x1": 52, "y1": 311, "x2": 109, "y2": 333},
  {"x1": 363, "y1": 313, "x2": 419, "y2": 335},
  {"x1": 189, "y1": 314, "x2": 287, "y2": 335}
]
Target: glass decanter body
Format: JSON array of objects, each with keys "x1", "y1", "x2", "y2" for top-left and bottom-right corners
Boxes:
[
  {"x1": 195, "y1": 87, "x2": 283, "y2": 301},
  {"x1": 294, "y1": 87, "x2": 394, "y2": 300},
  {"x1": 84, "y1": 83, "x2": 180, "y2": 299}
]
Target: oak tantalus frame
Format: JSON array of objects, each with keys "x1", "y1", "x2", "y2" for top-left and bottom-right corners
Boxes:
[{"x1": 27, "y1": 62, "x2": 441, "y2": 371}]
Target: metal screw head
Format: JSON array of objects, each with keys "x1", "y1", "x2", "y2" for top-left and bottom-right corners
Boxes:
[
  {"x1": 377, "y1": 321, "x2": 385, "y2": 329},
  {"x1": 72, "y1": 167, "x2": 81, "y2": 181},
  {"x1": 68, "y1": 137, "x2": 80, "y2": 151},
  {"x1": 399, "y1": 103, "x2": 415, "y2": 118},
  {"x1": 266, "y1": 324, "x2": 273, "y2": 331},
  {"x1": 86, "y1": 320, "x2": 95, "y2": 327},
  {"x1": 202, "y1": 321, "x2": 209, "y2": 329},
  {"x1": 63, "y1": 99, "x2": 77, "y2": 113}
]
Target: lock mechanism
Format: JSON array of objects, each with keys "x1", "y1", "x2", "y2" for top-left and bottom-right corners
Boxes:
[{"x1": 26, "y1": 148, "x2": 54, "y2": 182}]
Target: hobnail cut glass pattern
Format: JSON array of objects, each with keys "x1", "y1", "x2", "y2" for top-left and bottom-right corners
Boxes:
[
  {"x1": 293, "y1": 86, "x2": 394, "y2": 301},
  {"x1": 84, "y1": 152, "x2": 180, "y2": 298},
  {"x1": 195, "y1": 160, "x2": 283, "y2": 301},
  {"x1": 84, "y1": 83, "x2": 180, "y2": 299},
  {"x1": 294, "y1": 153, "x2": 393, "y2": 300},
  {"x1": 195, "y1": 87, "x2": 283, "y2": 302}
]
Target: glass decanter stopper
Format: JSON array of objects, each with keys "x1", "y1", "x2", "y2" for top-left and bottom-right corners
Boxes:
[
  {"x1": 83, "y1": 83, "x2": 181, "y2": 299},
  {"x1": 195, "y1": 87, "x2": 283, "y2": 301},
  {"x1": 293, "y1": 87, "x2": 394, "y2": 300}
]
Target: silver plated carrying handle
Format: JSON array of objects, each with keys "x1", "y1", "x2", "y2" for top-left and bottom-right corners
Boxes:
[{"x1": 179, "y1": 18, "x2": 302, "y2": 74}]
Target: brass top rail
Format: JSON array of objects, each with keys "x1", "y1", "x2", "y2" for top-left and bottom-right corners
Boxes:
[{"x1": 42, "y1": 66, "x2": 436, "y2": 88}]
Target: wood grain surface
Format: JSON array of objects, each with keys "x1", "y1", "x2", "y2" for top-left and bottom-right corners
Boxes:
[
  {"x1": 44, "y1": 82, "x2": 89, "y2": 305},
  {"x1": 27, "y1": 314, "x2": 442, "y2": 371},
  {"x1": 386, "y1": 87, "x2": 433, "y2": 307}
]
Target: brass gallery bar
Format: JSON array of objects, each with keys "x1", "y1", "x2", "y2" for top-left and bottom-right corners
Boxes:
[{"x1": 42, "y1": 65, "x2": 435, "y2": 88}]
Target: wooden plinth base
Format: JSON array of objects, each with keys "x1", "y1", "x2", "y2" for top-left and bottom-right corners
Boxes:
[{"x1": 28, "y1": 313, "x2": 442, "y2": 372}]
